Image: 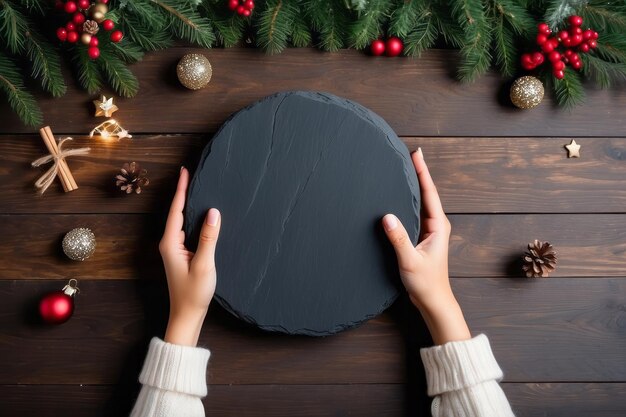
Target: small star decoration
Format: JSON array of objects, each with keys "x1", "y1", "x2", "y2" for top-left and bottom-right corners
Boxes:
[
  {"x1": 93, "y1": 95, "x2": 119, "y2": 118},
  {"x1": 565, "y1": 139, "x2": 581, "y2": 158}
]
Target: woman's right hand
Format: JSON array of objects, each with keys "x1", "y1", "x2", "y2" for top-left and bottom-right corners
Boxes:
[{"x1": 382, "y1": 148, "x2": 471, "y2": 345}]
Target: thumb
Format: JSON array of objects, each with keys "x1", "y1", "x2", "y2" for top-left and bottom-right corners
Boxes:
[
  {"x1": 193, "y1": 208, "x2": 221, "y2": 270},
  {"x1": 382, "y1": 214, "x2": 416, "y2": 271}
]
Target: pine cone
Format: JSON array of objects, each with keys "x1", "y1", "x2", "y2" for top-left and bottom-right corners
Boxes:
[
  {"x1": 83, "y1": 20, "x2": 99, "y2": 35},
  {"x1": 522, "y1": 240, "x2": 557, "y2": 278},
  {"x1": 115, "y1": 162, "x2": 149, "y2": 194}
]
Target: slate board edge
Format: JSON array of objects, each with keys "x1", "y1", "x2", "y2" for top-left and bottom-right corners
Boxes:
[{"x1": 185, "y1": 91, "x2": 420, "y2": 336}]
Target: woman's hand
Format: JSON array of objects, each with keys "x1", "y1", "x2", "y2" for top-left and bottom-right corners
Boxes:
[
  {"x1": 159, "y1": 167, "x2": 222, "y2": 346},
  {"x1": 382, "y1": 148, "x2": 471, "y2": 345}
]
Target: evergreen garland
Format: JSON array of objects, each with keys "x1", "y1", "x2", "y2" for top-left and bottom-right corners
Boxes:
[{"x1": 0, "y1": 0, "x2": 625, "y2": 125}]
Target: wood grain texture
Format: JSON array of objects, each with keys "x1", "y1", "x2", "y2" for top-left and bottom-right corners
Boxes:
[
  {"x1": 1, "y1": 279, "x2": 624, "y2": 385},
  {"x1": 2, "y1": 214, "x2": 624, "y2": 279},
  {"x1": 1, "y1": 49, "x2": 626, "y2": 137},
  {"x1": 1, "y1": 383, "x2": 625, "y2": 417},
  {"x1": 2, "y1": 135, "x2": 625, "y2": 214}
]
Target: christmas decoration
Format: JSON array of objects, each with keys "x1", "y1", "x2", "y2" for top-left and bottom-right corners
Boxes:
[
  {"x1": 93, "y1": 95, "x2": 118, "y2": 117},
  {"x1": 510, "y1": 76, "x2": 544, "y2": 109},
  {"x1": 385, "y1": 37, "x2": 404, "y2": 57},
  {"x1": 115, "y1": 162, "x2": 149, "y2": 194},
  {"x1": 31, "y1": 126, "x2": 90, "y2": 194},
  {"x1": 177, "y1": 53, "x2": 213, "y2": 90},
  {"x1": 522, "y1": 240, "x2": 557, "y2": 278},
  {"x1": 62, "y1": 227, "x2": 96, "y2": 261},
  {"x1": 228, "y1": 0, "x2": 254, "y2": 17},
  {"x1": 370, "y1": 39, "x2": 386, "y2": 56},
  {"x1": 39, "y1": 279, "x2": 80, "y2": 324},
  {"x1": 565, "y1": 139, "x2": 581, "y2": 158},
  {"x1": 521, "y1": 16, "x2": 599, "y2": 80},
  {"x1": 2, "y1": 1, "x2": 626, "y2": 126},
  {"x1": 89, "y1": 119, "x2": 132, "y2": 140}
]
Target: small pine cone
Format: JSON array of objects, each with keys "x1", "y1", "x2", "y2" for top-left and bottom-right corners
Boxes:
[
  {"x1": 83, "y1": 20, "x2": 100, "y2": 35},
  {"x1": 522, "y1": 240, "x2": 557, "y2": 278},
  {"x1": 115, "y1": 162, "x2": 149, "y2": 194}
]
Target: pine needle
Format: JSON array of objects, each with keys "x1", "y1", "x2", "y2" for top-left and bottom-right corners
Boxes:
[
  {"x1": 0, "y1": 2, "x2": 29, "y2": 53},
  {"x1": 552, "y1": 68, "x2": 585, "y2": 108},
  {"x1": 389, "y1": 0, "x2": 420, "y2": 38},
  {"x1": 403, "y1": 9, "x2": 438, "y2": 57},
  {"x1": 349, "y1": 0, "x2": 391, "y2": 49},
  {"x1": 24, "y1": 31, "x2": 66, "y2": 97},
  {"x1": 72, "y1": 49, "x2": 103, "y2": 94},
  {"x1": 582, "y1": 54, "x2": 626, "y2": 89},
  {"x1": 201, "y1": 2, "x2": 246, "y2": 47},
  {"x1": 153, "y1": 0, "x2": 215, "y2": 47},
  {"x1": 0, "y1": 52, "x2": 42, "y2": 126},
  {"x1": 493, "y1": 16, "x2": 516, "y2": 76},
  {"x1": 305, "y1": 0, "x2": 348, "y2": 52},
  {"x1": 255, "y1": 0, "x2": 296, "y2": 54},
  {"x1": 97, "y1": 51, "x2": 139, "y2": 97}
]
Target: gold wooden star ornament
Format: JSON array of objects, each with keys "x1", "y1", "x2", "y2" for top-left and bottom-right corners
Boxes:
[
  {"x1": 93, "y1": 95, "x2": 119, "y2": 117},
  {"x1": 565, "y1": 139, "x2": 581, "y2": 158}
]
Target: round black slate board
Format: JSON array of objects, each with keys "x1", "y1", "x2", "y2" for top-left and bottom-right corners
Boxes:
[{"x1": 185, "y1": 91, "x2": 420, "y2": 336}]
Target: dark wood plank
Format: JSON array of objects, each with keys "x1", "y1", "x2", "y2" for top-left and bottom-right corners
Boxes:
[
  {"x1": 2, "y1": 135, "x2": 625, "y2": 214},
  {"x1": 1, "y1": 49, "x2": 626, "y2": 137},
  {"x1": 1, "y1": 278, "x2": 624, "y2": 384},
  {"x1": 2, "y1": 383, "x2": 625, "y2": 417},
  {"x1": 2, "y1": 214, "x2": 624, "y2": 279}
]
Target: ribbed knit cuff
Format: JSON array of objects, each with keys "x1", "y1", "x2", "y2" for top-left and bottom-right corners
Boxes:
[
  {"x1": 420, "y1": 334, "x2": 503, "y2": 397},
  {"x1": 139, "y1": 337, "x2": 211, "y2": 397}
]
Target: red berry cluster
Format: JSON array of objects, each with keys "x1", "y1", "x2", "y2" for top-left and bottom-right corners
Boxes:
[
  {"x1": 55, "y1": 0, "x2": 123, "y2": 60},
  {"x1": 370, "y1": 37, "x2": 404, "y2": 57},
  {"x1": 228, "y1": 0, "x2": 254, "y2": 17},
  {"x1": 522, "y1": 16, "x2": 599, "y2": 79}
]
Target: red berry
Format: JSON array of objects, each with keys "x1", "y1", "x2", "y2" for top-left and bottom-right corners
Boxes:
[
  {"x1": 73, "y1": 12, "x2": 85, "y2": 25},
  {"x1": 588, "y1": 39, "x2": 597, "y2": 49},
  {"x1": 564, "y1": 49, "x2": 574, "y2": 57},
  {"x1": 553, "y1": 69, "x2": 565, "y2": 79},
  {"x1": 548, "y1": 51, "x2": 561, "y2": 62},
  {"x1": 583, "y1": 29, "x2": 594, "y2": 40},
  {"x1": 571, "y1": 60, "x2": 582, "y2": 70},
  {"x1": 542, "y1": 40, "x2": 556, "y2": 53},
  {"x1": 64, "y1": 1, "x2": 77, "y2": 13},
  {"x1": 228, "y1": 0, "x2": 238, "y2": 10},
  {"x1": 553, "y1": 60, "x2": 565, "y2": 71},
  {"x1": 570, "y1": 53, "x2": 580, "y2": 62},
  {"x1": 88, "y1": 46, "x2": 100, "y2": 59},
  {"x1": 245, "y1": 0, "x2": 254, "y2": 9},
  {"x1": 102, "y1": 19, "x2": 115, "y2": 31},
  {"x1": 571, "y1": 27, "x2": 582, "y2": 35},
  {"x1": 55, "y1": 0, "x2": 64, "y2": 10},
  {"x1": 242, "y1": 8, "x2": 251, "y2": 16},
  {"x1": 536, "y1": 34, "x2": 548, "y2": 45},
  {"x1": 90, "y1": 36, "x2": 99, "y2": 46},
  {"x1": 101, "y1": 0, "x2": 108, "y2": 3},
  {"x1": 571, "y1": 34, "x2": 583, "y2": 46},
  {"x1": 569, "y1": 15, "x2": 583, "y2": 27},
  {"x1": 77, "y1": 0, "x2": 89, "y2": 9},
  {"x1": 579, "y1": 43, "x2": 590, "y2": 53},
  {"x1": 558, "y1": 30, "x2": 569, "y2": 40},
  {"x1": 592, "y1": 31, "x2": 599, "y2": 40},
  {"x1": 110, "y1": 30, "x2": 123, "y2": 42},
  {"x1": 521, "y1": 61, "x2": 535, "y2": 71},
  {"x1": 66, "y1": 31, "x2": 78, "y2": 43},
  {"x1": 236, "y1": 5, "x2": 245, "y2": 14},
  {"x1": 532, "y1": 52, "x2": 544, "y2": 65},
  {"x1": 521, "y1": 53, "x2": 534, "y2": 68},
  {"x1": 537, "y1": 23, "x2": 550, "y2": 34},
  {"x1": 56, "y1": 27, "x2": 67, "y2": 42},
  {"x1": 561, "y1": 38, "x2": 572, "y2": 47},
  {"x1": 66, "y1": 22, "x2": 76, "y2": 31},
  {"x1": 370, "y1": 39, "x2": 386, "y2": 56},
  {"x1": 385, "y1": 36, "x2": 404, "y2": 57}
]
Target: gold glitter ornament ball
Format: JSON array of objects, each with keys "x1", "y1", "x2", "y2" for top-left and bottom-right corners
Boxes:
[
  {"x1": 177, "y1": 54, "x2": 213, "y2": 90},
  {"x1": 510, "y1": 76, "x2": 544, "y2": 109},
  {"x1": 62, "y1": 228, "x2": 96, "y2": 261}
]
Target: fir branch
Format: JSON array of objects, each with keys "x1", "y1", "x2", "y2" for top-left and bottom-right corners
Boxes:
[
  {"x1": 18, "y1": 0, "x2": 47, "y2": 14},
  {"x1": 97, "y1": 50, "x2": 139, "y2": 97},
  {"x1": 494, "y1": 0, "x2": 535, "y2": 35},
  {"x1": 595, "y1": 34, "x2": 626, "y2": 63},
  {"x1": 0, "y1": 1, "x2": 29, "y2": 53},
  {"x1": 580, "y1": 2, "x2": 626, "y2": 33},
  {"x1": 110, "y1": 40, "x2": 145, "y2": 63},
  {"x1": 201, "y1": 1, "x2": 246, "y2": 47},
  {"x1": 120, "y1": 0, "x2": 169, "y2": 30},
  {"x1": 432, "y1": 3, "x2": 465, "y2": 48},
  {"x1": 24, "y1": 31, "x2": 66, "y2": 97},
  {"x1": 450, "y1": 0, "x2": 491, "y2": 82},
  {"x1": 290, "y1": 6, "x2": 312, "y2": 47},
  {"x1": 72, "y1": 48, "x2": 103, "y2": 94},
  {"x1": 121, "y1": 15, "x2": 173, "y2": 51},
  {"x1": 403, "y1": 8, "x2": 438, "y2": 57},
  {"x1": 305, "y1": 0, "x2": 349, "y2": 52},
  {"x1": 0, "y1": 51, "x2": 42, "y2": 126},
  {"x1": 552, "y1": 68, "x2": 585, "y2": 108},
  {"x1": 493, "y1": 15, "x2": 516, "y2": 76},
  {"x1": 255, "y1": 0, "x2": 296, "y2": 54},
  {"x1": 389, "y1": 0, "x2": 420, "y2": 38},
  {"x1": 153, "y1": 0, "x2": 215, "y2": 47},
  {"x1": 349, "y1": 0, "x2": 391, "y2": 49},
  {"x1": 582, "y1": 54, "x2": 626, "y2": 89},
  {"x1": 544, "y1": 0, "x2": 586, "y2": 29}
]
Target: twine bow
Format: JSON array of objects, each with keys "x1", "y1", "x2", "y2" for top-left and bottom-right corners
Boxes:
[{"x1": 31, "y1": 137, "x2": 90, "y2": 194}]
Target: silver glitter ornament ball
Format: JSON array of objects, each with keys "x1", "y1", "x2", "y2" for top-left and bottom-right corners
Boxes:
[
  {"x1": 62, "y1": 228, "x2": 96, "y2": 261},
  {"x1": 510, "y1": 76, "x2": 544, "y2": 109},
  {"x1": 177, "y1": 53, "x2": 212, "y2": 90}
]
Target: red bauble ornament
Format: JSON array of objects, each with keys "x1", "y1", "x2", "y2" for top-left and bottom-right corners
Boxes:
[
  {"x1": 569, "y1": 15, "x2": 583, "y2": 27},
  {"x1": 90, "y1": 36, "x2": 99, "y2": 46},
  {"x1": 553, "y1": 69, "x2": 565, "y2": 79},
  {"x1": 370, "y1": 39, "x2": 385, "y2": 56},
  {"x1": 385, "y1": 37, "x2": 403, "y2": 57},
  {"x1": 56, "y1": 27, "x2": 68, "y2": 42},
  {"x1": 242, "y1": 8, "x2": 251, "y2": 16},
  {"x1": 73, "y1": 12, "x2": 85, "y2": 25},
  {"x1": 110, "y1": 30, "x2": 123, "y2": 43},
  {"x1": 77, "y1": 0, "x2": 90, "y2": 9},
  {"x1": 102, "y1": 19, "x2": 115, "y2": 31},
  {"x1": 66, "y1": 31, "x2": 78, "y2": 43},
  {"x1": 38, "y1": 280, "x2": 79, "y2": 325},
  {"x1": 228, "y1": 0, "x2": 238, "y2": 10},
  {"x1": 64, "y1": 1, "x2": 77, "y2": 14},
  {"x1": 571, "y1": 59, "x2": 582, "y2": 70},
  {"x1": 88, "y1": 46, "x2": 100, "y2": 59},
  {"x1": 66, "y1": 22, "x2": 76, "y2": 31},
  {"x1": 244, "y1": 0, "x2": 255, "y2": 9}
]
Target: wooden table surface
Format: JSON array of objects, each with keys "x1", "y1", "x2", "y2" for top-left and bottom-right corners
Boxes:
[{"x1": 1, "y1": 47, "x2": 625, "y2": 417}]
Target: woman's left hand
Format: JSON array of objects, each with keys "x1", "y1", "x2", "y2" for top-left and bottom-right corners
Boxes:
[{"x1": 159, "y1": 167, "x2": 222, "y2": 346}]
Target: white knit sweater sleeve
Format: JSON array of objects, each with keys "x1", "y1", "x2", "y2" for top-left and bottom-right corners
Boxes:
[
  {"x1": 130, "y1": 337, "x2": 211, "y2": 417},
  {"x1": 420, "y1": 334, "x2": 515, "y2": 417}
]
